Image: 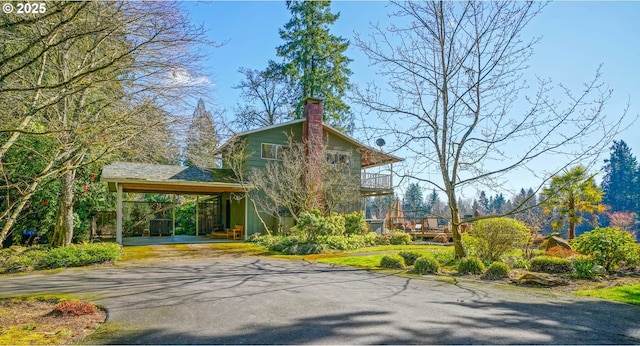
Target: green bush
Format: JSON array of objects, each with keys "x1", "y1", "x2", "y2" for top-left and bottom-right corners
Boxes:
[
  {"x1": 504, "y1": 256, "x2": 530, "y2": 270},
  {"x1": 319, "y1": 235, "x2": 365, "y2": 251},
  {"x1": 252, "y1": 235, "x2": 323, "y2": 254},
  {"x1": 432, "y1": 249, "x2": 456, "y2": 266},
  {"x1": 530, "y1": 256, "x2": 572, "y2": 274},
  {"x1": 398, "y1": 251, "x2": 421, "y2": 266},
  {"x1": 363, "y1": 232, "x2": 379, "y2": 247},
  {"x1": 344, "y1": 211, "x2": 368, "y2": 235},
  {"x1": 483, "y1": 262, "x2": 510, "y2": 280},
  {"x1": 413, "y1": 255, "x2": 439, "y2": 275},
  {"x1": 467, "y1": 218, "x2": 531, "y2": 261},
  {"x1": 40, "y1": 243, "x2": 121, "y2": 269},
  {"x1": 572, "y1": 227, "x2": 640, "y2": 273},
  {"x1": 1, "y1": 243, "x2": 120, "y2": 273},
  {"x1": 292, "y1": 210, "x2": 345, "y2": 241},
  {"x1": 457, "y1": 256, "x2": 485, "y2": 275},
  {"x1": 380, "y1": 255, "x2": 405, "y2": 269},
  {"x1": 572, "y1": 255, "x2": 604, "y2": 279},
  {"x1": 390, "y1": 231, "x2": 412, "y2": 245},
  {"x1": 280, "y1": 242, "x2": 324, "y2": 255}
]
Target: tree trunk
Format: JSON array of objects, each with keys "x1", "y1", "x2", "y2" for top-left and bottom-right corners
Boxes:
[
  {"x1": 51, "y1": 169, "x2": 76, "y2": 247},
  {"x1": 449, "y1": 205, "x2": 467, "y2": 259}
]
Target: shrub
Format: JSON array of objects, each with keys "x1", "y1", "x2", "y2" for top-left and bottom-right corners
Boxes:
[
  {"x1": 3, "y1": 256, "x2": 37, "y2": 273},
  {"x1": 319, "y1": 235, "x2": 365, "y2": 251},
  {"x1": 433, "y1": 234, "x2": 449, "y2": 243},
  {"x1": 572, "y1": 255, "x2": 605, "y2": 279},
  {"x1": 546, "y1": 246, "x2": 579, "y2": 258},
  {"x1": 54, "y1": 301, "x2": 97, "y2": 316},
  {"x1": 380, "y1": 255, "x2": 405, "y2": 269},
  {"x1": 530, "y1": 256, "x2": 572, "y2": 274},
  {"x1": 504, "y1": 256, "x2": 530, "y2": 270},
  {"x1": 413, "y1": 255, "x2": 439, "y2": 275},
  {"x1": 390, "y1": 232, "x2": 412, "y2": 245},
  {"x1": 344, "y1": 211, "x2": 368, "y2": 235},
  {"x1": 281, "y1": 242, "x2": 323, "y2": 255},
  {"x1": 457, "y1": 256, "x2": 485, "y2": 275},
  {"x1": 468, "y1": 218, "x2": 530, "y2": 261},
  {"x1": 572, "y1": 227, "x2": 640, "y2": 273},
  {"x1": 398, "y1": 251, "x2": 421, "y2": 266},
  {"x1": 39, "y1": 243, "x2": 120, "y2": 269},
  {"x1": 483, "y1": 262, "x2": 510, "y2": 280},
  {"x1": 432, "y1": 249, "x2": 456, "y2": 266},
  {"x1": 363, "y1": 232, "x2": 378, "y2": 247},
  {"x1": 292, "y1": 210, "x2": 345, "y2": 241}
]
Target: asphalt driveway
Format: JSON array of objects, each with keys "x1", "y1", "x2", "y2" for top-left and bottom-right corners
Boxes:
[{"x1": 1, "y1": 257, "x2": 639, "y2": 344}]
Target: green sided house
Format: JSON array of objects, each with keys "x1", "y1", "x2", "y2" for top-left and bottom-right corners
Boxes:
[{"x1": 101, "y1": 98, "x2": 402, "y2": 244}]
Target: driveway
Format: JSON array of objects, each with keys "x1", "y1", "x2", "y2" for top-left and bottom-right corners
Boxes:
[{"x1": 1, "y1": 257, "x2": 639, "y2": 344}]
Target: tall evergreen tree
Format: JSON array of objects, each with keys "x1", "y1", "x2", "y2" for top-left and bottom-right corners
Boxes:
[
  {"x1": 602, "y1": 140, "x2": 639, "y2": 213},
  {"x1": 276, "y1": 0, "x2": 352, "y2": 129},
  {"x1": 403, "y1": 183, "x2": 424, "y2": 220},
  {"x1": 184, "y1": 99, "x2": 219, "y2": 168}
]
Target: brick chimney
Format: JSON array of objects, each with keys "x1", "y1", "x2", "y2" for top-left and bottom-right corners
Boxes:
[{"x1": 303, "y1": 97, "x2": 324, "y2": 209}]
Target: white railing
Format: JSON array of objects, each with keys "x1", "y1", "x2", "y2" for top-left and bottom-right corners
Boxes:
[{"x1": 361, "y1": 172, "x2": 391, "y2": 189}]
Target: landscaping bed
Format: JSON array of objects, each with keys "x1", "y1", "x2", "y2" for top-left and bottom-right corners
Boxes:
[{"x1": 0, "y1": 298, "x2": 106, "y2": 345}]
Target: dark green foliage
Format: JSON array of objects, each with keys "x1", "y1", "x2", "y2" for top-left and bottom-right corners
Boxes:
[
  {"x1": 292, "y1": 210, "x2": 345, "y2": 241},
  {"x1": 276, "y1": 0, "x2": 352, "y2": 129},
  {"x1": 530, "y1": 256, "x2": 572, "y2": 274},
  {"x1": 602, "y1": 140, "x2": 640, "y2": 214},
  {"x1": 457, "y1": 257, "x2": 486, "y2": 275},
  {"x1": 380, "y1": 255, "x2": 405, "y2": 269},
  {"x1": 0, "y1": 243, "x2": 120, "y2": 273},
  {"x1": 572, "y1": 227, "x2": 639, "y2": 273},
  {"x1": 344, "y1": 211, "x2": 368, "y2": 235},
  {"x1": 483, "y1": 262, "x2": 510, "y2": 280},
  {"x1": 412, "y1": 255, "x2": 439, "y2": 275},
  {"x1": 398, "y1": 251, "x2": 421, "y2": 266},
  {"x1": 389, "y1": 232, "x2": 412, "y2": 245}
]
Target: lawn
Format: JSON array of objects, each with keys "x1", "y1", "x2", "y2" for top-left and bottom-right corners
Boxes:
[{"x1": 574, "y1": 284, "x2": 640, "y2": 306}]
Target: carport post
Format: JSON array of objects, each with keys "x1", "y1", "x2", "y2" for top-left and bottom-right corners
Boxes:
[
  {"x1": 196, "y1": 195, "x2": 199, "y2": 236},
  {"x1": 116, "y1": 183, "x2": 123, "y2": 245},
  {"x1": 172, "y1": 194, "x2": 176, "y2": 236},
  {"x1": 244, "y1": 193, "x2": 248, "y2": 240}
]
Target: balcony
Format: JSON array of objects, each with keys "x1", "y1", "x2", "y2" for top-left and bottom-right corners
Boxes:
[{"x1": 361, "y1": 172, "x2": 392, "y2": 196}]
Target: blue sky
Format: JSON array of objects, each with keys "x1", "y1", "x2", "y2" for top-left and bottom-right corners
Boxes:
[{"x1": 181, "y1": 1, "x2": 640, "y2": 196}]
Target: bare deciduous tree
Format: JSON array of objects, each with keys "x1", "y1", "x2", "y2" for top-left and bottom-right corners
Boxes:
[{"x1": 353, "y1": 1, "x2": 629, "y2": 258}]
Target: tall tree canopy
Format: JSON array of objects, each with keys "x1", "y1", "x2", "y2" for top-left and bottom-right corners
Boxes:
[
  {"x1": 276, "y1": 0, "x2": 352, "y2": 129},
  {"x1": 354, "y1": 1, "x2": 625, "y2": 258},
  {"x1": 543, "y1": 166, "x2": 605, "y2": 239},
  {"x1": 184, "y1": 99, "x2": 219, "y2": 168},
  {"x1": 1, "y1": 1, "x2": 210, "y2": 246},
  {"x1": 602, "y1": 140, "x2": 639, "y2": 214}
]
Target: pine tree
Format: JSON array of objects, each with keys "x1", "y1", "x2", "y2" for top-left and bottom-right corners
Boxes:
[
  {"x1": 184, "y1": 99, "x2": 219, "y2": 168},
  {"x1": 276, "y1": 0, "x2": 352, "y2": 129},
  {"x1": 602, "y1": 140, "x2": 639, "y2": 213},
  {"x1": 404, "y1": 183, "x2": 424, "y2": 220}
]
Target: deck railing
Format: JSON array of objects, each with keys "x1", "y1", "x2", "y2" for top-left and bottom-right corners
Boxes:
[{"x1": 361, "y1": 172, "x2": 391, "y2": 189}]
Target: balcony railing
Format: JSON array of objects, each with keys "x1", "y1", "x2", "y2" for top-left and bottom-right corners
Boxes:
[{"x1": 361, "y1": 172, "x2": 391, "y2": 190}]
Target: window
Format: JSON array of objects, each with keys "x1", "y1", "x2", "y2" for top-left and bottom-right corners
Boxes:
[
  {"x1": 261, "y1": 143, "x2": 287, "y2": 160},
  {"x1": 326, "y1": 150, "x2": 352, "y2": 167}
]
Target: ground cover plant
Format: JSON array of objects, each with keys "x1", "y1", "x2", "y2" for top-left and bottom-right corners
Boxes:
[{"x1": 0, "y1": 243, "x2": 121, "y2": 273}]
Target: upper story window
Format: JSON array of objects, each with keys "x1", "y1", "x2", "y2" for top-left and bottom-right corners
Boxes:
[
  {"x1": 261, "y1": 143, "x2": 288, "y2": 160},
  {"x1": 326, "y1": 150, "x2": 352, "y2": 167}
]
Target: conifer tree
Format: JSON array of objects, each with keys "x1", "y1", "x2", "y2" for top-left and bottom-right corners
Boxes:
[
  {"x1": 276, "y1": 0, "x2": 352, "y2": 129},
  {"x1": 602, "y1": 140, "x2": 639, "y2": 213},
  {"x1": 184, "y1": 99, "x2": 219, "y2": 168}
]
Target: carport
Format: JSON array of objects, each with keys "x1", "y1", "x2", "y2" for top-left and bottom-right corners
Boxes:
[{"x1": 101, "y1": 162, "x2": 249, "y2": 245}]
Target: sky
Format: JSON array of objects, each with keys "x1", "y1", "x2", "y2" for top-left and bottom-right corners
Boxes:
[{"x1": 179, "y1": 1, "x2": 640, "y2": 199}]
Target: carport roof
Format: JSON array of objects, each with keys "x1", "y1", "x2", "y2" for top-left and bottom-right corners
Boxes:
[{"x1": 101, "y1": 162, "x2": 247, "y2": 194}]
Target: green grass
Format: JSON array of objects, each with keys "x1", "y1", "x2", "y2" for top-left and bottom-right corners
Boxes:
[
  {"x1": 574, "y1": 284, "x2": 640, "y2": 306},
  {"x1": 317, "y1": 254, "x2": 387, "y2": 268},
  {"x1": 346, "y1": 244, "x2": 449, "y2": 254}
]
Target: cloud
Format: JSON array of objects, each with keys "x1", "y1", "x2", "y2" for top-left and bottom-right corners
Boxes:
[{"x1": 165, "y1": 68, "x2": 212, "y2": 87}]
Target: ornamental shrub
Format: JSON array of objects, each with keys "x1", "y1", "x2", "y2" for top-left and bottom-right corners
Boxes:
[
  {"x1": 468, "y1": 218, "x2": 530, "y2": 261},
  {"x1": 413, "y1": 255, "x2": 439, "y2": 275},
  {"x1": 457, "y1": 256, "x2": 485, "y2": 275},
  {"x1": 398, "y1": 251, "x2": 421, "y2": 266},
  {"x1": 54, "y1": 301, "x2": 97, "y2": 316},
  {"x1": 344, "y1": 211, "x2": 368, "y2": 235},
  {"x1": 530, "y1": 256, "x2": 572, "y2": 274},
  {"x1": 380, "y1": 254, "x2": 405, "y2": 269},
  {"x1": 572, "y1": 227, "x2": 640, "y2": 273},
  {"x1": 483, "y1": 262, "x2": 510, "y2": 280},
  {"x1": 390, "y1": 231, "x2": 412, "y2": 245},
  {"x1": 571, "y1": 255, "x2": 604, "y2": 279},
  {"x1": 292, "y1": 210, "x2": 345, "y2": 241}
]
